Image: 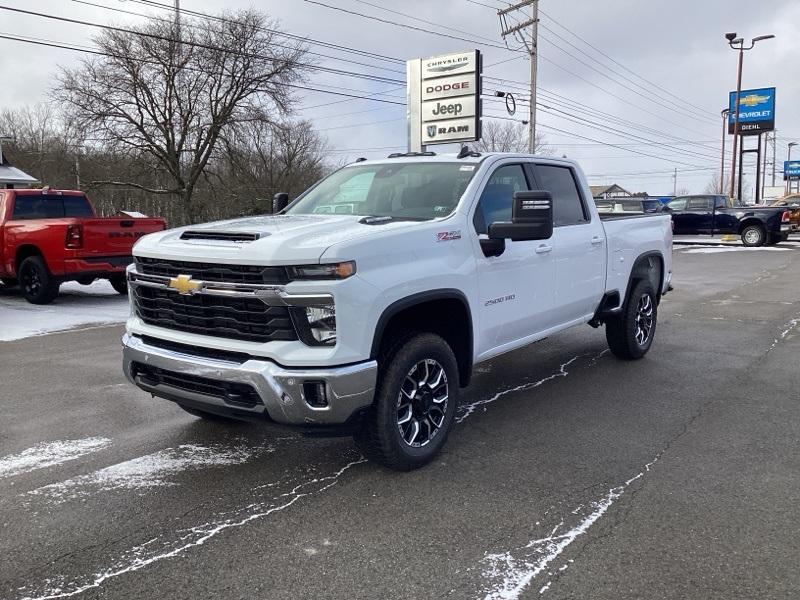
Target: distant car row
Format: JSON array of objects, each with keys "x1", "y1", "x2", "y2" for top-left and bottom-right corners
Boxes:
[{"x1": 595, "y1": 194, "x2": 798, "y2": 246}]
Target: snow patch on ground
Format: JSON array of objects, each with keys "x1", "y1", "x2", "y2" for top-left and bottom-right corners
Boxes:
[
  {"x1": 680, "y1": 246, "x2": 790, "y2": 254},
  {"x1": 768, "y1": 317, "x2": 800, "y2": 352},
  {"x1": 0, "y1": 438, "x2": 112, "y2": 479},
  {"x1": 478, "y1": 457, "x2": 660, "y2": 600},
  {"x1": 0, "y1": 280, "x2": 129, "y2": 341},
  {"x1": 28, "y1": 444, "x2": 257, "y2": 502},
  {"x1": 17, "y1": 458, "x2": 365, "y2": 600}
]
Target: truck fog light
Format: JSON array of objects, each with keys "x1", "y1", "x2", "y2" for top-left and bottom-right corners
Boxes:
[
  {"x1": 303, "y1": 380, "x2": 329, "y2": 408},
  {"x1": 305, "y1": 305, "x2": 337, "y2": 345}
]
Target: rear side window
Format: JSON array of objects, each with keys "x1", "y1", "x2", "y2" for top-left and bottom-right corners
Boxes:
[
  {"x1": 535, "y1": 165, "x2": 588, "y2": 226},
  {"x1": 687, "y1": 198, "x2": 712, "y2": 211},
  {"x1": 11, "y1": 195, "x2": 65, "y2": 220},
  {"x1": 63, "y1": 195, "x2": 94, "y2": 217},
  {"x1": 713, "y1": 197, "x2": 728, "y2": 209}
]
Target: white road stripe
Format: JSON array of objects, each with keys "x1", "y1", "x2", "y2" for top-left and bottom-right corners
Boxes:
[{"x1": 0, "y1": 438, "x2": 112, "y2": 479}]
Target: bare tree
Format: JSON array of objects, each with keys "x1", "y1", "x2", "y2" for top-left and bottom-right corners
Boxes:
[
  {"x1": 675, "y1": 187, "x2": 691, "y2": 197},
  {"x1": 475, "y1": 119, "x2": 551, "y2": 154},
  {"x1": 53, "y1": 10, "x2": 306, "y2": 222}
]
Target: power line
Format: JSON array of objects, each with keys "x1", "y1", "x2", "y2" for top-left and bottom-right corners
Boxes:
[
  {"x1": 0, "y1": 5, "x2": 406, "y2": 86},
  {"x1": 538, "y1": 7, "x2": 715, "y2": 118},
  {"x1": 71, "y1": 0, "x2": 407, "y2": 76},
  {"x1": 301, "y1": 0, "x2": 521, "y2": 52}
]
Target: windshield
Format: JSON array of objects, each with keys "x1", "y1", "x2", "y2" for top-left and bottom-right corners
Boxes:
[{"x1": 286, "y1": 162, "x2": 476, "y2": 220}]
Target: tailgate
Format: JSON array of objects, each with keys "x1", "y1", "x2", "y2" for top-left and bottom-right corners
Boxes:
[{"x1": 79, "y1": 218, "x2": 166, "y2": 256}]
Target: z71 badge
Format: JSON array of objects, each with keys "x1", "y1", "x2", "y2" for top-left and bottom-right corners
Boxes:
[{"x1": 436, "y1": 230, "x2": 461, "y2": 242}]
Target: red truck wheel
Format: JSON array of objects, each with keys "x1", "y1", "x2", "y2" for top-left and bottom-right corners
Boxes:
[{"x1": 19, "y1": 256, "x2": 60, "y2": 305}]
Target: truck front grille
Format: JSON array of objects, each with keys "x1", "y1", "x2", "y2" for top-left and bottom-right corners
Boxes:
[
  {"x1": 134, "y1": 257, "x2": 288, "y2": 285},
  {"x1": 134, "y1": 286, "x2": 298, "y2": 343}
]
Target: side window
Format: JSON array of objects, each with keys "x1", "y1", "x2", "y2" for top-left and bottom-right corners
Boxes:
[
  {"x1": 687, "y1": 198, "x2": 711, "y2": 211},
  {"x1": 535, "y1": 165, "x2": 588, "y2": 226},
  {"x1": 63, "y1": 195, "x2": 94, "y2": 217},
  {"x1": 11, "y1": 195, "x2": 64, "y2": 220},
  {"x1": 713, "y1": 197, "x2": 728, "y2": 209},
  {"x1": 473, "y1": 164, "x2": 529, "y2": 234}
]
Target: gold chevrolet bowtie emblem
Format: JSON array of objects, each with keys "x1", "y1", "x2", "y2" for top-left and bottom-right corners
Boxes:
[
  {"x1": 168, "y1": 274, "x2": 202, "y2": 295},
  {"x1": 739, "y1": 94, "x2": 769, "y2": 107}
]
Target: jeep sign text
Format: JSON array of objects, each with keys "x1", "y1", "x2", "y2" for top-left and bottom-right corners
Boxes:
[{"x1": 422, "y1": 96, "x2": 476, "y2": 122}]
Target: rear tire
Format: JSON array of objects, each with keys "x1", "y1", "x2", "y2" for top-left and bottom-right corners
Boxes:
[
  {"x1": 606, "y1": 279, "x2": 657, "y2": 360},
  {"x1": 354, "y1": 333, "x2": 459, "y2": 471},
  {"x1": 109, "y1": 274, "x2": 128, "y2": 295},
  {"x1": 19, "y1": 256, "x2": 60, "y2": 304},
  {"x1": 741, "y1": 224, "x2": 765, "y2": 247}
]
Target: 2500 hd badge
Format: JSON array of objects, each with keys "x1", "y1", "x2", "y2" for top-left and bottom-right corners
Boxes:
[{"x1": 485, "y1": 294, "x2": 516, "y2": 307}]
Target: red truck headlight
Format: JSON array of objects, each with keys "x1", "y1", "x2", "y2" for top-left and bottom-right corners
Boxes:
[{"x1": 65, "y1": 224, "x2": 83, "y2": 249}]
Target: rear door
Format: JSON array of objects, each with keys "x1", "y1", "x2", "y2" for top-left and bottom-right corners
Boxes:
[
  {"x1": 472, "y1": 162, "x2": 556, "y2": 357},
  {"x1": 711, "y1": 196, "x2": 738, "y2": 233},
  {"x1": 531, "y1": 162, "x2": 606, "y2": 323}
]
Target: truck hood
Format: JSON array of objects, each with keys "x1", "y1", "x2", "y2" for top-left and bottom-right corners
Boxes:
[{"x1": 133, "y1": 214, "x2": 418, "y2": 264}]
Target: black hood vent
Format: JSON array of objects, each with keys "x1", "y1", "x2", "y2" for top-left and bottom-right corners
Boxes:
[{"x1": 180, "y1": 230, "x2": 261, "y2": 242}]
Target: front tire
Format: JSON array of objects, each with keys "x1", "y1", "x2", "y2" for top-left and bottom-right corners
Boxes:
[
  {"x1": 354, "y1": 333, "x2": 459, "y2": 471},
  {"x1": 741, "y1": 224, "x2": 765, "y2": 247},
  {"x1": 606, "y1": 279, "x2": 657, "y2": 360},
  {"x1": 108, "y1": 274, "x2": 128, "y2": 295},
  {"x1": 19, "y1": 256, "x2": 60, "y2": 304}
]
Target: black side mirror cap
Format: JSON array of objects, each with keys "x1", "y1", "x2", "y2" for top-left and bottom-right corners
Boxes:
[
  {"x1": 489, "y1": 190, "x2": 554, "y2": 241},
  {"x1": 273, "y1": 192, "x2": 290, "y2": 213}
]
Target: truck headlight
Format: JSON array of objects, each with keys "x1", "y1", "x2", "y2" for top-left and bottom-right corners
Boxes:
[
  {"x1": 288, "y1": 261, "x2": 356, "y2": 280},
  {"x1": 292, "y1": 305, "x2": 337, "y2": 346}
]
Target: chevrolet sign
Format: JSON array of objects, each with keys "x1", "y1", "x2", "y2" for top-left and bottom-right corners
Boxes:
[{"x1": 728, "y1": 87, "x2": 776, "y2": 135}]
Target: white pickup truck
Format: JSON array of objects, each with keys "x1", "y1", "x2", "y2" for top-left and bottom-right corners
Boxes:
[{"x1": 122, "y1": 152, "x2": 672, "y2": 470}]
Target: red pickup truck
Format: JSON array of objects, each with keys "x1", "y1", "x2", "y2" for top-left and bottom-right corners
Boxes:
[{"x1": 0, "y1": 189, "x2": 166, "y2": 304}]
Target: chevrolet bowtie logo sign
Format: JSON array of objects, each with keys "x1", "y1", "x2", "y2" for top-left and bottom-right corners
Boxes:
[
  {"x1": 168, "y1": 274, "x2": 202, "y2": 295},
  {"x1": 739, "y1": 94, "x2": 770, "y2": 107}
]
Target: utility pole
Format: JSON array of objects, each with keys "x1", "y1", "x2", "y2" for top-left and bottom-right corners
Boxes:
[
  {"x1": 719, "y1": 109, "x2": 729, "y2": 194},
  {"x1": 498, "y1": 0, "x2": 539, "y2": 153},
  {"x1": 771, "y1": 129, "x2": 777, "y2": 187},
  {"x1": 673, "y1": 168, "x2": 677, "y2": 196},
  {"x1": 174, "y1": 0, "x2": 181, "y2": 41}
]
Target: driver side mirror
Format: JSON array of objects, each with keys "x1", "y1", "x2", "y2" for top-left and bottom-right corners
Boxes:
[
  {"x1": 273, "y1": 192, "x2": 289, "y2": 213},
  {"x1": 488, "y1": 190, "x2": 554, "y2": 242}
]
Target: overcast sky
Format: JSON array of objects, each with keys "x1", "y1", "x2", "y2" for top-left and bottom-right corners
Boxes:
[{"x1": 1, "y1": 0, "x2": 798, "y2": 196}]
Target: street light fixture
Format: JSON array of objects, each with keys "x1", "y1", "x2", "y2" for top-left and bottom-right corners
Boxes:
[{"x1": 726, "y1": 32, "x2": 775, "y2": 201}]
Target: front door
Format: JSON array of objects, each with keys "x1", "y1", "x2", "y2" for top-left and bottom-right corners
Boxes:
[{"x1": 472, "y1": 163, "x2": 556, "y2": 359}]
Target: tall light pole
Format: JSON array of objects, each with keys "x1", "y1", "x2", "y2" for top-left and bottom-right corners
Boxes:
[
  {"x1": 719, "y1": 108, "x2": 729, "y2": 194},
  {"x1": 789, "y1": 142, "x2": 798, "y2": 194},
  {"x1": 725, "y1": 32, "x2": 775, "y2": 200}
]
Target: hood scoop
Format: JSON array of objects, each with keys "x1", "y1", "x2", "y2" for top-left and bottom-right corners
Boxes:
[{"x1": 180, "y1": 230, "x2": 262, "y2": 243}]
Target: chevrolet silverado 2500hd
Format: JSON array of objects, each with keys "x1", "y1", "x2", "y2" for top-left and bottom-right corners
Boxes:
[{"x1": 122, "y1": 153, "x2": 672, "y2": 470}]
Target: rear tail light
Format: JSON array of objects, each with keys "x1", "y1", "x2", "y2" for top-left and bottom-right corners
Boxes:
[
  {"x1": 65, "y1": 224, "x2": 83, "y2": 249},
  {"x1": 781, "y1": 211, "x2": 791, "y2": 223}
]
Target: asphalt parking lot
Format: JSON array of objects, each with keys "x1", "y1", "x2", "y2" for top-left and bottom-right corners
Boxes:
[{"x1": 1, "y1": 243, "x2": 799, "y2": 600}]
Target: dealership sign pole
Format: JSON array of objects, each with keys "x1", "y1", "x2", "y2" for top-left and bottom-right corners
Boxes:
[
  {"x1": 407, "y1": 50, "x2": 482, "y2": 152},
  {"x1": 728, "y1": 87, "x2": 776, "y2": 203}
]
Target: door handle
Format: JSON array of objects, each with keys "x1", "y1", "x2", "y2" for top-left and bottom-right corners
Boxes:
[
  {"x1": 591, "y1": 236, "x2": 604, "y2": 245},
  {"x1": 535, "y1": 244, "x2": 553, "y2": 254}
]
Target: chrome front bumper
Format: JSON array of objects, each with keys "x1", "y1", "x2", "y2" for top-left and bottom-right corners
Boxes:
[{"x1": 122, "y1": 334, "x2": 377, "y2": 425}]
